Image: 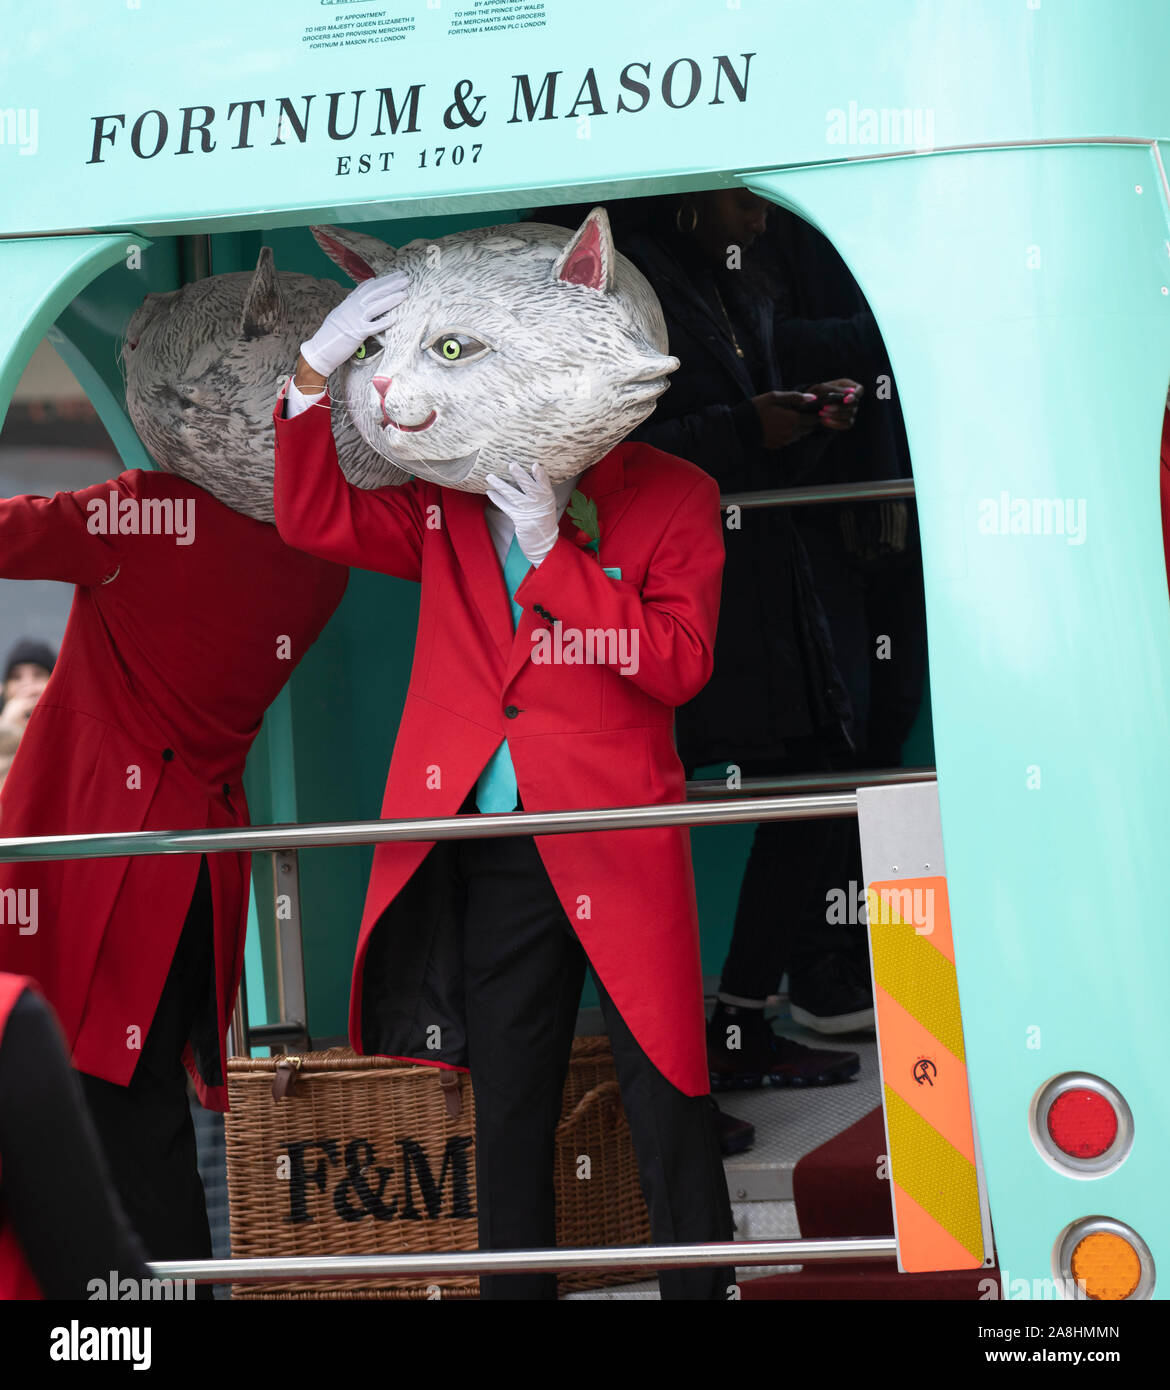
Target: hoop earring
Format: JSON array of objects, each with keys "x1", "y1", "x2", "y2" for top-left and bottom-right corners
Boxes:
[{"x1": 675, "y1": 202, "x2": 698, "y2": 236}]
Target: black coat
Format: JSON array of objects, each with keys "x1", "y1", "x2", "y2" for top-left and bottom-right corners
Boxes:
[
  {"x1": 622, "y1": 227, "x2": 852, "y2": 771},
  {"x1": 764, "y1": 208, "x2": 913, "y2": 488}
]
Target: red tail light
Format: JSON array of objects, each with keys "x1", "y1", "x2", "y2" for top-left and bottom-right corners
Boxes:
[
  {"x1": 1046, "y1": 1087, "x2": 1119, "y2": 1159},
  {"x1": 1030, "y1": 1073, "x2": 1132, "y2": 1177}
]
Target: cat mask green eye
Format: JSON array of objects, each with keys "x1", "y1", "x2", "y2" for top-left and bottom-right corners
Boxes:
[
  {"x1": 352, "y1": 336, "x2": 382, "y2": 361},
  {"x1": 425, "y1": 331, "x2": 491, "y2": 365}
]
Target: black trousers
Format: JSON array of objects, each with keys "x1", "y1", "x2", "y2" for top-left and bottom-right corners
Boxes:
[
  {"x1": 455, "y1": 827, "x2": 734, "y2": 1300},
  {"x1": 78, "y1": 857, "x2": 214, "y2": 1285},
  {"x1": 713, "y1": 744, "x2": 867, "y2": 1002},
  {"x1": 707, "y1": 515, "x2": 929, "y2": 1003},
  {"x1": 798, "y1": 514, "x2": 928, "y2": 766}
]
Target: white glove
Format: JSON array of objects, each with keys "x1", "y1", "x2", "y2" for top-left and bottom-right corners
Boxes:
[
  {"x1": 484, "y1": 463, "x2": 560, "y2": 567},
  {"x1": 300, "y1": 273, "x2": 410, "y2": 377}
]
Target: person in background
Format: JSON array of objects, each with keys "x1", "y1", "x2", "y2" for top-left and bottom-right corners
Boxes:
[
  {"x1": 601, "y1": 190, "x2": 868, "y2": 1136},
  {"x1": 0, "y1": 973, "x2": 151, "y2": 1299},
  {"x1": 0, "y1": 468, "x2": 346, "y2": 1283},
  {"x1": 663, "y1": 209, "x2": 929, "y2": 1065},
  {"x1": 764, "y1": 208, "x2": 928, "y2": 779},
  {"x1": 0, "y1": 639, "x2": 56, "y2": 736}
]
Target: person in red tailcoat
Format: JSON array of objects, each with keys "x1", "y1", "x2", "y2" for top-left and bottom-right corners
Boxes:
[
  {"x1": 0, "y1": 469, "x2": 346, "y2": 1264},
  {"x1": 272, "y1": 209, "x2": 735, "y2": 1299}
]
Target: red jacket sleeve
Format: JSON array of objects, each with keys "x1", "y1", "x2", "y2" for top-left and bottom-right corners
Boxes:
[
  {"x1": 273, "y1": 389, "x2": 425, "y2": 582},
  {"x1": 0, "y1": 476, "x2": 126, "y2": 586},
  {"x1": 516, "y1": 467, "x2": 725, "y2": 707}
]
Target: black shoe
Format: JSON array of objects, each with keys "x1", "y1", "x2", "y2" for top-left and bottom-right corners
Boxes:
[
  {"x1": 708, "y1": 1003, "x2": 860, "y2": 1091},
  {"x1": 765, "y1": 1034, "x2": 860, "y2": 1086},
  {"x1": 789, "y1": 953, "x2": 875, "y2": 1034},
  {"x1": 711, "y1": 1100, "x2": 755, "y2": 1155}
]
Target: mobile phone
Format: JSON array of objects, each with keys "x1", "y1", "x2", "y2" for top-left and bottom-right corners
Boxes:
[{"x1": 797, "y1": 388, "x2": 848, "y2": 411}]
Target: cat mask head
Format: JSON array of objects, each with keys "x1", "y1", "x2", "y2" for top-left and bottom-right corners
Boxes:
[
  {"x1": 309, "y1": 209, "x2": 679, "y2": 493},
  {"x1": 122, "y1": 248, "x2": 406, "y2": 523}
]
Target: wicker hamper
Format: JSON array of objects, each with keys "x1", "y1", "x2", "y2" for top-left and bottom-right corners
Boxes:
[{"x1": 225, "y1": 1035, "x2": 651, "y2": 1298}]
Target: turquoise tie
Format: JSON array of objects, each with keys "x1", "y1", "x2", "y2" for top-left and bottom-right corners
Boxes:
[{"x1": 475, "y1": 533, "x2": 529, "y2": 813}]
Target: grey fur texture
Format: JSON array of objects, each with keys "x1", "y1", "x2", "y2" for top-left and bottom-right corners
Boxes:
[
  {"x1": 310, "y1": 209, "x2": 679, "y2": 493},
  {"x1": 122, "y1": 248, "x2": 405, "y2": 523}
]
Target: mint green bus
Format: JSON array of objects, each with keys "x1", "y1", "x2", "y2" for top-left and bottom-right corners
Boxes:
[{"x1": 1, "y1": 0, "x2": 1167, "y2": 1304}]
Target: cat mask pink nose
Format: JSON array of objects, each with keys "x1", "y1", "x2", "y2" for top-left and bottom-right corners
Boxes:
[{"x1": 372, "y1": 375, "x2": 392, "y2": 399}]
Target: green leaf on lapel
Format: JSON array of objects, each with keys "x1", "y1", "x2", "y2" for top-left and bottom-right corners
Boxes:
[{"x1": 568, "y1": 490, "x2": 601, "y2": 554}]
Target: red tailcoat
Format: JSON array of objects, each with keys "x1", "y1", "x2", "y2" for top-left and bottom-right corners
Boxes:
[
  {"x1": 274, "y1": 393, "x2": 724, "y2": 1096},
  {"x1": 0, "y1": 471, "x2": 347, "y2": 1110}
]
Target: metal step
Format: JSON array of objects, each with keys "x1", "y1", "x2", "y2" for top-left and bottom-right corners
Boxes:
[{"x1": 720, "y1": 1032, "x2": 881, "y2": 1201}]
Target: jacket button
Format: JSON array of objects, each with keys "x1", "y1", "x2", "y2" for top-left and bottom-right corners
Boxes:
[
  {"x1": 162, "y1": 748, "x2": 174, "y2": 761},
  {"x1": 223, "y1": 783, "x2": 232, "y2": 797},
  {"x1": 504, "y1": 705, "x2": 519, "y2": 719}
]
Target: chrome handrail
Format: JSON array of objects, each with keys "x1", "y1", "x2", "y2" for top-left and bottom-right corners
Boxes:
[
  {"x1": 0, "y1": 790, "x2": 877, "y2": 863},
  {"x1": 151, "y1": 1236, "x2": 898, "y2": 1284},
  {"x1": 685, "y1": 766, "x2": 935, "y2": 799},
  {"x1": 721, "y1": 477, "x2": 915, "y2": 510}
]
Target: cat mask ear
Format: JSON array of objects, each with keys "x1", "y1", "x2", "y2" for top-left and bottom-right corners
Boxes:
[
  {"x1": 311, "y1": 225, "x2": 398, "y2": 283},
  {"x1": 240, "y1": 247, "x2": 288, "y2": 338},
  {"x1": 551, "y1": 207, "x2": 616, "y2": 293}
]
